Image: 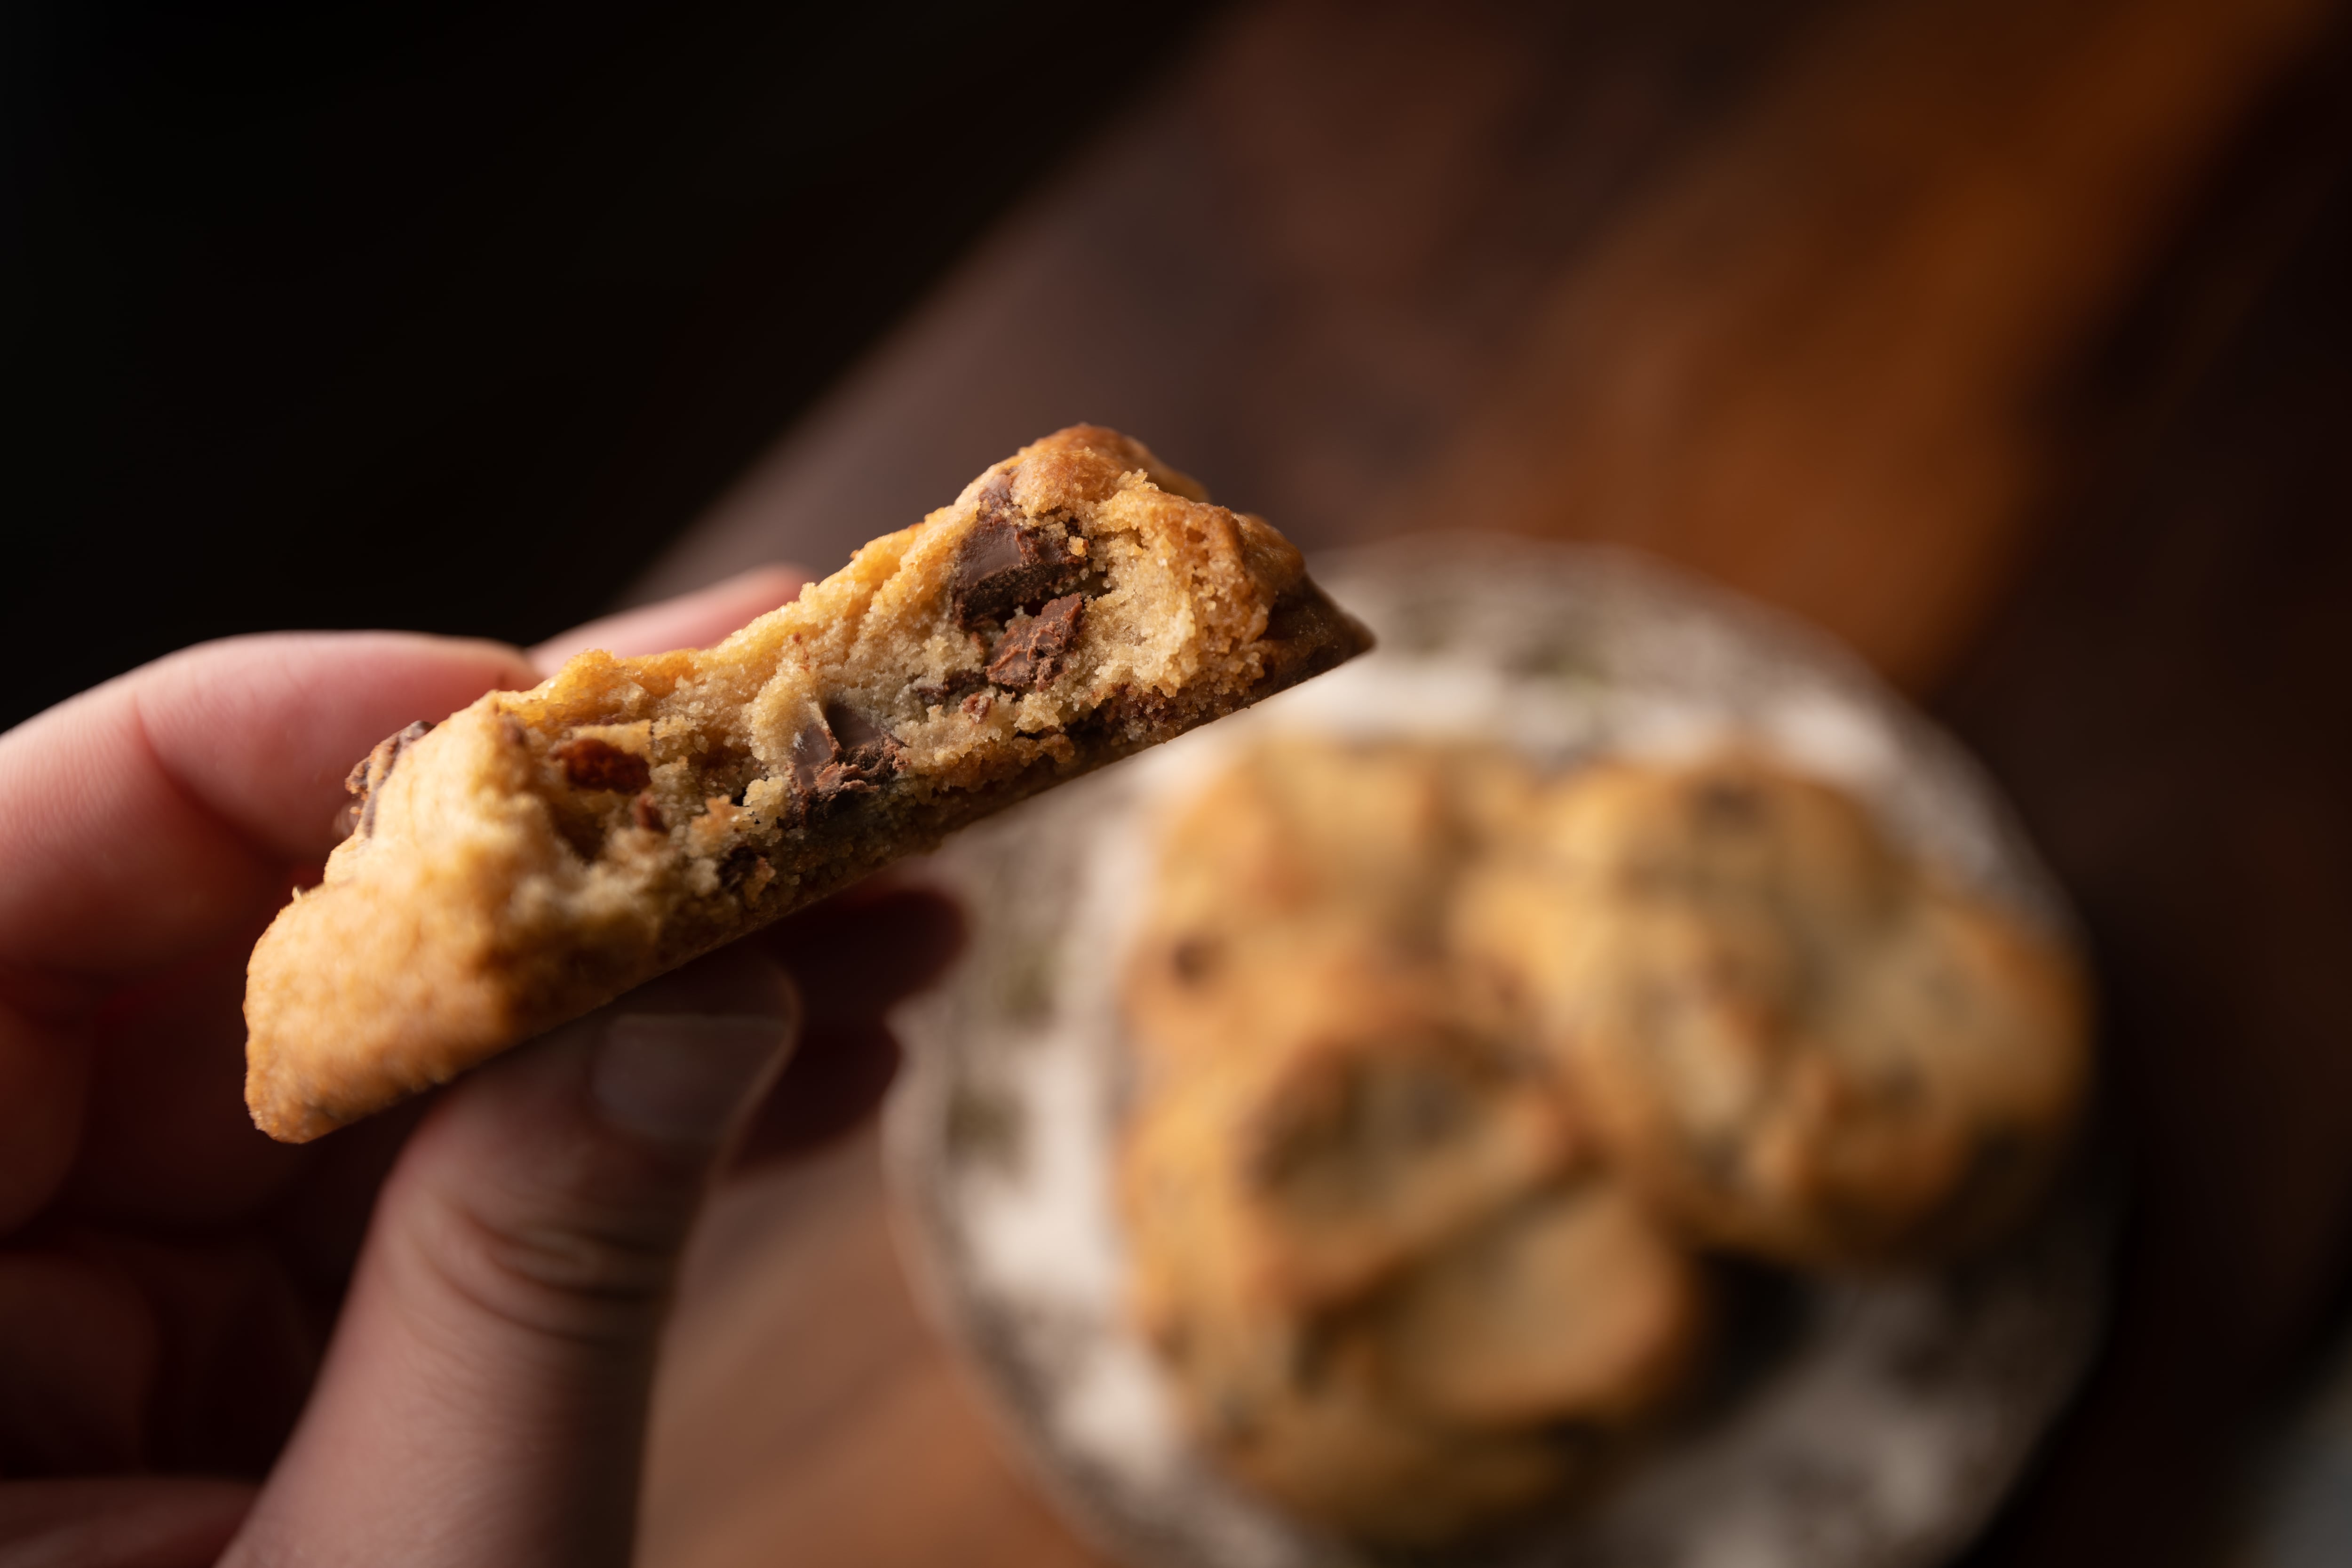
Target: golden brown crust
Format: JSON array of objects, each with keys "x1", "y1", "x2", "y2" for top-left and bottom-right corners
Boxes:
[{"x1": 244, "y1": 426, "x2": 1370, "y2": 1142}]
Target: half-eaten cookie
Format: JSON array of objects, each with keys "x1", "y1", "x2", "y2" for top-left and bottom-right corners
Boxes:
[{"x1": 244, "y1": 425, "x2": 1371, "y2": 1141}]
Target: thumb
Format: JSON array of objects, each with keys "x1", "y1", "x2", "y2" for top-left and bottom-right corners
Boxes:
[{"x1": 223, "y1": 946, "x2": 795, "y2": 1568}]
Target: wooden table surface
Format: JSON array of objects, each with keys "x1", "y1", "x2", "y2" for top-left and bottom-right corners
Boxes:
[{"x1": 632, "y1": 2, "x2": 2352, "y2": 1564}]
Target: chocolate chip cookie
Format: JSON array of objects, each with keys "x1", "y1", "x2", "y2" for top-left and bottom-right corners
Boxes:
[
  {"x1": 1457, "y1": 755, "x2": 2091, "y2": 1265},
  {"x1": 1117, "y1": 740, "x2": 1714, "y2": 1544},
  {"x1": 1168, "y1": 1314, "x2": 1591, "y2": 1550},
  {"x1": 1367, "y1": 1177, "x2": 1708, "y2": 1434},
  {"x1": 1121, "y1": 736, "x2": 1541, "y2": 1089},
  {"x1": 1121, "y1": 946, "x2": 1580, "y2": 1325},
  {"x1": 1119, "y1": 974, "x2": 1697, "y2": 1548},
  {"x1": 244, "y1": 426, "x2": 1371, "y2": 1141}
]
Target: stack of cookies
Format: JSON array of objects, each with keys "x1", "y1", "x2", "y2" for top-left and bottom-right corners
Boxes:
[{"x1": 1116, "y1": 738, "x2": 2090, "y2": 1547}]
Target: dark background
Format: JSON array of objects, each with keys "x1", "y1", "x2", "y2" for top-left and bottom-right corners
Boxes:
[
  {"x1": 2, "y1": 0, "x2": 1220, "y2": 733},
  {"x1": 13, "y1": 4, "x2": 2352, "y2": 1562},
  {"x1": 1938, "y1": 73, "x2": 2352, "y2": 1560}
]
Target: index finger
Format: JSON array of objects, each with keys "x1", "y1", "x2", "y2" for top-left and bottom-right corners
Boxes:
[{"x1": 0, "y1": 633, "x2": 537, "y2": 981}]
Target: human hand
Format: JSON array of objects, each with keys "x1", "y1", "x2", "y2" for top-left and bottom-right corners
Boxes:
[{"x1": 0, "y1": 568, "x2": 960, "y2": 1567}]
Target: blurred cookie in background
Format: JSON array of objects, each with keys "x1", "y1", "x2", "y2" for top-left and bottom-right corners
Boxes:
[
  {"x1": 1115, "y1": 735, "x2": 2091, "y2": 1547},
  {"x1": 1121, "y1": 947, "x2": 1580, "y2": 1318},
  {"x1": 1121, "y1": 737, "x2": 1540, "y2": 1089},
  {"x1": 1147, "y1": 1176, "x2": 1707, "y2": 1550},
  {"x1": 1458, "y1": 755, "x2": 2092, "y2": 1267},
  {"x1": 1117, "y1": 737, "x2": 1711, "y2": 1545},
  {"x1": 1367, "y1": 1178, "x2": 1709, "y2": 1437},
  {"x1": 1118, "y1": 943, "x2": 1705, "y2": 1548}
]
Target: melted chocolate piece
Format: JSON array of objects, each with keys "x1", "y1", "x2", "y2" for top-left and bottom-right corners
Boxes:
[
  {"x1": 789, "y1": 716, "x2": 838, "y2": 797},
  {"x1": 787, "y1": 702, "x2": 906, "y2": 820},
  {"x1": 631, "y1": 791, "x2": 666, "y2": 833},
  {"x1": 986, "y1": 594, "x2": 1084, "y2": 689},
  {"x1": 911, "y1": 669, "x2": 991, "y2": 708},
  {"x1": 951, "y1": 474, "x2": 1086, "y2": 629},
  {"x1": 718, "y1": 844, "x2": 768, "y2": 890},
  {"x1": 340, "y1": 719, "x2": 434, "y2": 840},
  {"x1": 810, "y1": 762, "x2": 877, "y2": 800},
  {"x1": 825, "y1": 702, "x2": 899, "y2": 769},
  {"x1": 549, "y1": 736, "x2": 652, "y2": 794}
]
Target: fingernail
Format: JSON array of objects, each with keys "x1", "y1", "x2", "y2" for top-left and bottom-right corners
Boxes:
[{"x1": 590, "y1": 1015, "x2": 790, "y2": 1147}]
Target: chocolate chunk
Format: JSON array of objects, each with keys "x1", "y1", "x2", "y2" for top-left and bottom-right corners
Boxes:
[
  {"x1": 550, "y1": 736, "x2": 652, "y2": 794},
  {"x1": 810, "y1": 760, "x2": 878, "y2": 799},
  {"x1": 789, "y1": 716, "x2": 838, "y2": 797},
  {"x1": 824, "y1": 702, "x2": 902, "y2": 776},
  {"x1": 911, "y1": 669, "x2": 991, "y2": 708},
  {"x1": 951, "y1": 479, "x2": 1085, "y2": 629},
  {"x1": 787, "y1": 702, "x2": 905, "y2": 820},
  {"x1": 986, "y1": 594, "x2": 1084, "y2": 689},
  {"x1": 975, "y1": 468, "x2": 1015, "y2": 515},
  {"x1": 340, "y1": 720, "x2": 434, "y2": 840},
  {"x1": 960, "y1": 690, "x2": 993, "y2": 721},
  {"x1": 631, "y1": 791, "x2": 666, "y2": 833}
]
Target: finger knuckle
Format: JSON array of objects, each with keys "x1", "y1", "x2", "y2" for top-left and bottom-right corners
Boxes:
[{"x1": 409, "y1": 1185, "x2": 685, "y2": 1350}]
